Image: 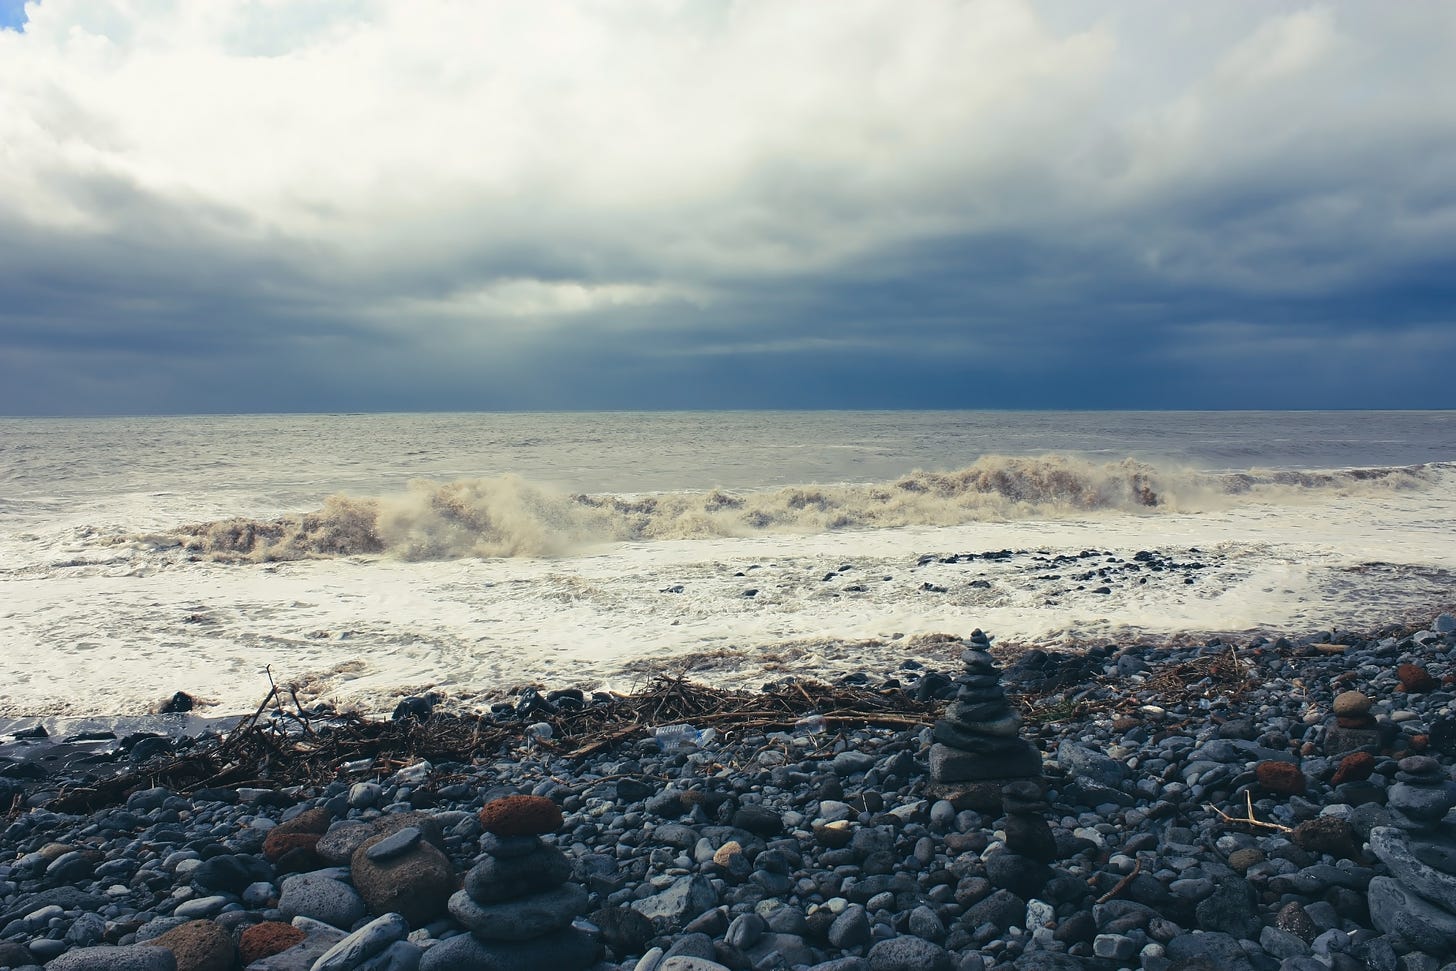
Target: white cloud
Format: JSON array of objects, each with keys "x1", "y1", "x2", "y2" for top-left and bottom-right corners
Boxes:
[{"x1": 1, "y1": 0, "x2": 1455, "y2": 364}]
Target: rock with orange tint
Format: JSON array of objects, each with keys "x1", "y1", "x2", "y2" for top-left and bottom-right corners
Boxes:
[
  {"x1": 262, "y1": 830, "x2": 322, "y2": 864},
  {"x1": 262, "y1": 805, "x2": 332, "y2": 865},
  {"x1": 145, "y1": 919, "x2": 236, "y2": 971},
  {"x1": 477, "y1": 795, "x2": 564, "y2": 836},
  {"x1": 1397, "y1": 663, "x2": 1439, "y2": 693},
  {"x1": 1331, "y1": 751, "x2": 1375, "y2": 785},
  {"x1": 238, "y1": 922, "x2": 305, "y2": 965},
  {"x1": 1255, "y1": 760, "x2": 1306, "y2": 795},
  {"x1": 275, "y1": 805, "x2": 332, "y2": 836}
]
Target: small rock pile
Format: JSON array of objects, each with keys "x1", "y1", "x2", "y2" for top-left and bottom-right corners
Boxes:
[
  {"x1": 927, "y1": 629, "x2": 1042, "y2": 806},
  {"x1": 423, "y1": 795, "x2": 598, "y2": 970},
  {"x1": 1325, "y1": 689, "x2": 1382, "y2": 755},
  {"x1": 1368, "y1": 755, "x2": 1456, "y2": 953}
]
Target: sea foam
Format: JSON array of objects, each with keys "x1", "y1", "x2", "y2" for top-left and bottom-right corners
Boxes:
[{"x1": 146, "y1": 455, "x2": 1442, "y2": 562}]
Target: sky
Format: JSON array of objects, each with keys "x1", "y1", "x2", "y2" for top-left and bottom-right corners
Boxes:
[{"x1": 1, "y1": 1, "x2": 1455, "y2": 415}]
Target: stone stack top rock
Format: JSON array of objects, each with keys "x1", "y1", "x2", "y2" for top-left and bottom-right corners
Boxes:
[
  {"x1": 1332, "y1": 690, "x2": 1373, "y2": 718},
  {"x1": 477, "y1": 794, "x2": 564, "y2": 836}
]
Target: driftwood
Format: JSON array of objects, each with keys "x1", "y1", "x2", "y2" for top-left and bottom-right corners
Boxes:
[{"x1": 40, "y1": 674, "x2": 940, "y2": 815}]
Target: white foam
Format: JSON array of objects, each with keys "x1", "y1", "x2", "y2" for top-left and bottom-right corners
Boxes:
[{"x1": 2, "y1": 471, "x2": 1452, "y2": 717}]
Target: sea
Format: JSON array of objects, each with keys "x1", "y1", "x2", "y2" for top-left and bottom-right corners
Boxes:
[{"x1": 1, "y1": 410, "x2": 1454, "y2": 724}]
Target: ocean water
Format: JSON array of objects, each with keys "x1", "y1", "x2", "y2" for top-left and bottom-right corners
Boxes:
[{"x1": 1, "y1": 410, "x2": 1454, "y2": 720}]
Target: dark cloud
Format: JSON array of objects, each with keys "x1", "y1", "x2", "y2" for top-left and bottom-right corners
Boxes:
[{"x1": 1, "y1": 1, "x2": 1454, "y2": 414}]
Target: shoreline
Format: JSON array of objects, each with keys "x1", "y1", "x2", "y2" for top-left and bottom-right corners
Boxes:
[{"x1": 3, "y1": 613, "x2": 1456, "y2": 968}]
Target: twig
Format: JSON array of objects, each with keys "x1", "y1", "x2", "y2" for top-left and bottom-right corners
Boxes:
[
  {"x1": 1095, "y1": 859, "x2": 1142, "y2": 904},
  {"x1": 1207, "y1": 790, "x2": 1293, "y2": 834}
]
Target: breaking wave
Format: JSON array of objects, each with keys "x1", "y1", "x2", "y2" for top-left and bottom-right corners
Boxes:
[{"x1": 141, "y1": 455, "x2": 1443, "y2": 563}]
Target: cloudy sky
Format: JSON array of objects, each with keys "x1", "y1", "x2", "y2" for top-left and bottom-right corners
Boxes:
[{"x1": 2, "y1": 0, "x2": 1454, "y2": 414}]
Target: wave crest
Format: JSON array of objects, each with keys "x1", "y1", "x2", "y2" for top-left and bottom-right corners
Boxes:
[{"x1": 149, "y1": 455, "x2": 1441, "y2": 563}]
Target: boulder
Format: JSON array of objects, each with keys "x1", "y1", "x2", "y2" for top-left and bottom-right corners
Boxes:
[{"x1": 352, "y1": 832, "x2": 455, "y2": 925}]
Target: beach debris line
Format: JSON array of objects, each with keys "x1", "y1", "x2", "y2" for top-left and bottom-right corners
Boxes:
[{"x1": 38, "y1": 673, "x2": 944, "y2": 816}]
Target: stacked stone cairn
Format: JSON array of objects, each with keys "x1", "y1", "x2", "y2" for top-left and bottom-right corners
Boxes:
[
  {"x1": 929, "y1": 629, "x2": 1044, "y2": 802},
  {"x1": 929, "y1": 630, "x2": 1057, "y2": 892},
  {"x1": 1367, "y1": 754, "x2": 1456, "y2": 955},
  {"x1": 420, "y1": 794, "x2": 598, "y2": 971},
  {"x1": 1323, "y1": 689, "x2": 1384, "y2": 755}
]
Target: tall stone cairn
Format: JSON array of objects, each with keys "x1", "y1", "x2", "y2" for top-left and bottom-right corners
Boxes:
[
  {"x1": 928, "y1": 629, "x2": 1044, "y2": 808},
  {"x1": 420, "y1": 795, "x2": 598, "y2": 971},
  {"x1": 1366, "y1": 755, "x2": 1456, "y2": 954}
]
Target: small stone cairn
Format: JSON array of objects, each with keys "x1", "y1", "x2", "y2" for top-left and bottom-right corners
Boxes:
[
  {"x1": 929, "y1": 629, "x2": 1043, "y2": 798},
  {"x1": 421, "y1": 794, "x2": 598, "y2": 971},
  {"x1": 928, "y1": 629, "x2": 1057, "y2": 906},
  {"x1": 1367, "y1": 755, "x2": 1456, "y2": 954},
  {"x1": 1324, "y1": 689, "x2": 1382, "y2": 756}
]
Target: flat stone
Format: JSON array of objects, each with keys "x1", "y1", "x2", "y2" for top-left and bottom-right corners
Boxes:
[
  {"x1": 365, "y1": 826, "x2": 422, "y2": 862},
  {"x1": 1368, "y1": 875, "x2": 1456, "y2": 955},
  {"x1": 929, "y1": 743, "x2": 1041, "y2": 782},
  {"x1": 931, "y1": 723, "x2": 1035, "y2": 754},
  {"x1": 463, "y1": 844, "x2": 572, "y2": 903},
  {"x1": 416, "y1": 926, "x2": 597, "y2": 971},
  {"x1": 1371, "y1": 827, "x2": 1456, "y2": 913},
  {"x1": 447, "y1": 884, "x2": 587, "y2": 941},
  {"x1": 1388, "y1": 782, "x2": 1456, "y2": 821},
  {"x1": 479, "y1": 834, "x2": 542, "y2": 859},
  {"x1": 312, "y1": 913, "x2": 409, "y2": 971},
  {"x1": 942, "y1": 708, "x2": 1023, "y2": 737}
]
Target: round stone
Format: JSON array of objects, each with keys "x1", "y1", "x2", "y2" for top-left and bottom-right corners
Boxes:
[{"x1": 1332, "y1": 691, "x2": 1372, "y2": 717}]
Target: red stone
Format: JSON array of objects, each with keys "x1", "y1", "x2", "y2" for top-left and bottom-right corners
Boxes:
[
  {"x1": 262, "y1": 830, "x2": 321, "y2": 863},
  {"x1": 1331, "y1": 751, "x2": 1375, "y2": 785},
  {"x1": 1255, "y1": 760, "x2": 1307, "y2": 796},
  {"x1": 1397, "y1": 663, "x2": 1439, "y2": 693},
  {"x1": 239, "y1": 922, "x2": 305, "y2": 965},
  {"x1": 273, "y1": 806, "x2": 332, "y2": 835},
  {"x1": 477, "y1": 794, "x2": 564, "y2": 836}
]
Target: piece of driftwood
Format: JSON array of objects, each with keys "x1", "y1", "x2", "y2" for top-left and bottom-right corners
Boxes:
[{"x1": 40, "y1": 674, "x2": 940, "y2": 815}]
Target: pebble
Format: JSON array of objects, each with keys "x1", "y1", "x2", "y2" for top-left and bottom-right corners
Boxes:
[{"x1": 7, "y1": 619, "x2": 1456, "y2": 971}]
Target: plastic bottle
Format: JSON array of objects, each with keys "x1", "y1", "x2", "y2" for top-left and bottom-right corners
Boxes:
[{"x1": 654, "y1": 723, "x2": 699, "y2": 750}]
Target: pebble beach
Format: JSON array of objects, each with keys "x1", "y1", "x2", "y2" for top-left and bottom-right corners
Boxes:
[{"x1": 6, "y1": 615, "x2": 1456, "y2": 971}]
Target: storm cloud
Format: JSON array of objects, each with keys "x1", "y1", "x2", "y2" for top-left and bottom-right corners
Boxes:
[{"x1": 2, "y1": 0, "x2": 1454, "y2": 413}]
